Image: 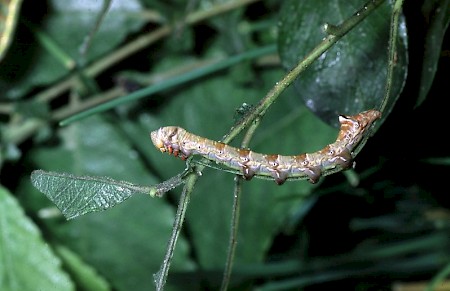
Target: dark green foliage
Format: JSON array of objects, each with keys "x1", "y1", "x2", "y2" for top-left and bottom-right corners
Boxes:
[{"x1": 0, "y1": 0, "x2": 448, "y2": 290}]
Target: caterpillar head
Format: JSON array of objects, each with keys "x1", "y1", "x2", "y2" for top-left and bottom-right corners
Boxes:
[{"x1": 150, "y1": 126, "x2": 180, "y2": 153}]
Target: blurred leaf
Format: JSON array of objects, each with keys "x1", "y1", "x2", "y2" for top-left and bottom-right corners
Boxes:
[
  {"x1": 14, "y1": 100, "x2": 50, "y2": 119},
  {"x1": 0, "y1": 0, "x2": 23, "y2": 62},
  {"x1": 278, "y1": 0, "x2": 408, "y2": 126},
  {"x1": 420, "y1": 157, "x2": 450, "y2": 166},
  {"x1": 0, "y1": 0, "x2": 145, "y2": 99},
  {"x1": 0, "y1": 185, "x2": 74, "y2": 291},
  {"x1": 427, "y1": 261, "x2": 450, "y2": 291},
  {"x1": 417, "y1": 0, "x2": 450, "y2": 107},
  {"x1": 139, "y1": 0, "x2": 186, "y2": 19},
  {"x1": 25, "y1": 116, "x2": 195, "y2": 290},
  {"x1": 241, "y1": 230, "x2": 450, "y2": 290},
  {"x1": 54, "y1": 245, "x2": 110, "y2": 291}
]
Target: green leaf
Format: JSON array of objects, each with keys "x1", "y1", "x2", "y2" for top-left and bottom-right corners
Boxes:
[
  {"x1": 278, "y1": 0, "x2": 408, "y2": 126},
  {"x1": 26, "y1": 116, "x2": 195, "y2": 290},
  {"x1": 417, "y1": 0, "x2": 450, "y2": 106},
  {"x1": 0, "y1": 185, "x2": 74, "y2": 291},
  {"x1": 54, "y1": 245, "x2": 110, "y2": 291},
  {"x1": 46, "y1": 0, "x2": 144, "y2": 62},
  {"x1": 30, "y1": 170, "x2": 152, "y2": 220}
]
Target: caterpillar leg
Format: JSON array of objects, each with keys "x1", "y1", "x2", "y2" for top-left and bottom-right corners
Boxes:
[
  {"x1": 272, "y1": 170, "x2": 288, "y2": 185},
  {"x1": 329, "y1": 148, "x2": 353, "y2": 169},
  {"x1": 242, "y1": 166, "x2": 256, "y2": 180},
  {"x1": 305, "y1": 167, "x2": 321, "y2": 184}
]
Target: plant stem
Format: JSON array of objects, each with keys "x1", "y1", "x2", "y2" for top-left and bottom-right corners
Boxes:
[
  {"x1": 220, "y1": 177, "x2": 243, "y2": 291},
  {"x1": 220, "y1": 118, "x2": 261, "y2": 290},
  {"x1": 223, "y1": 0, "x2": 385, "y2": 144},
  {"x1": 34, "y1": 0, "x2": 262, "y2": 104},
  {"x1": 59, "y1": 45, "x2": 276, "y2": 126},
  {"x1": 353, "y1": 0, "x2": 404, "y2": 156},
  {"x1": 154, "y1": 172, "x2": 195, "y2": 290},
  {"x1": 380, "y1": 0, "x2": 404, "y2": 115},
  {"x1": 426, "y1": 261, "x2": 450, "y2": 291}
]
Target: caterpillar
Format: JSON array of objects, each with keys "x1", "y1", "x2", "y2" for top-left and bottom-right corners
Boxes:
[{"x1": 150, "y1": 109, "x2": 381, "y2": 185}]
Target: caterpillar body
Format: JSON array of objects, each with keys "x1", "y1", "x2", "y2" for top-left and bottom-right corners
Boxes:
[{"x1": 150, "y1": 109, "x2": 381, "y2": 185}]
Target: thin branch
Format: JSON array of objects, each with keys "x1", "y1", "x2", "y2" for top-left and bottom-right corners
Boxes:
[
  {"x1": 34, "y1": 0, "x2": 262, "y2": 104},
  {"x1": 154, "y1": 172, "x2": 197, "y2": 290},
  {"x1": 380, "y1": 0, "x2": 405, "y2": 115},
  {"x1": 59, "y1": 45, "x2": 275, "y2": 125},
  {"x1": 221, "y1": 117, "x2": 261, "y2": 291}
]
